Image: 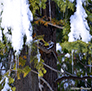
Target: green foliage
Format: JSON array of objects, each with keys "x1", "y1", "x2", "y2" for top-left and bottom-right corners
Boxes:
[
  {"x1": 29, "y1": 0, "x2": 47, "y2": 15},
  {"x1": 62, "y1": 20, "x2": 70, "y2": 41},
  {"x1": 53, "y1": 0, "x2": 74, "y2": 13},
  {"x1": 17, "y1": 66, "x2": 31, "y2": 80},
  {"x1": 8, "y1": 76, "x2": 14, "y2": 84},
  {"x1": 86, "y1": 10, "x2": 92, "y2": 22},
  {"x1": 11, "y1": 87, "x2": 16, "y2": 91},
  {"x1": 22, "y1": 66, "x2": 31, "y2": 78},
  {"x1": 36, "y1": 59, "x2": 46, "y2": 77},
  {"x1": 61, "y1": 40, "x2": 88, "y2": 53},
  {"x1": 19, "y1": 56, "x2": 26, "y2": 67},
  {"x1": 0, "y1": 41, "x2": 5, "y2": 55},
  {"x1": 16, "y1": 60, "x2": 31, "y2": 79}
]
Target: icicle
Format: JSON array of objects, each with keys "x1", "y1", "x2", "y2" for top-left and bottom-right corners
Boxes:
[
  {"x1": 71, "y1": 50, "x2": 74, "y2": 74},
  {"x1": 49, "y1": 0, "x2": 51, "y2": 21},
  {"x1": 37, "y1": 49, "x2": 41, "y2": 62},
  {"x1": 40, "y1": 0, "x2": 42, "y2": 15},
  {"x1": 85, "y1": 72, "x2": 87, "y2": 87},
  {"x1": 15, "y1": 56, "x2": 19, "y2": 75},
  {"x1": 90, "y1": 55, "x2": 92, "y2": 73},
  {"x1": 9, "y1": 50, "x2": 12, "y2": 76}
]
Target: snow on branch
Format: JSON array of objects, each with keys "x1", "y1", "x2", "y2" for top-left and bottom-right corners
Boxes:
[
  {"x1": 68, "y1": 0, "x2": 92, "y2": 43},
  {"x1": 0, "y1": 0, "x2": 33, "y2": 54}
]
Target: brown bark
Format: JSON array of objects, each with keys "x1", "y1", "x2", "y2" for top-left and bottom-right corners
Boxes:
[{"x1": 35, "y1": 1, "x2": 58, "y2": 91}]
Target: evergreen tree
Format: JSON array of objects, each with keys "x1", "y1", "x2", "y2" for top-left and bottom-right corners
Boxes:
[{"x1": 0, "y1": 0, "x2": 92, "y2": 91}]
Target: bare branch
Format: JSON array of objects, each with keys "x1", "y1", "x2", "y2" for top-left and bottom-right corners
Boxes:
[
  {"x1": 31, "y1": 69, "x2": 38, "y2": 74},
  {"x1": 42, "y1": 62, "x2": 63, "y2": 74},
  {"x1": 40, "y1": 77, "x2": 54, "y2": 91},
  {"x1": 55, "y1": 76, "x2": 92, "y2": 83},
  {"x1": 30, "y1": 69, "x2": 53, "y2": 91}
]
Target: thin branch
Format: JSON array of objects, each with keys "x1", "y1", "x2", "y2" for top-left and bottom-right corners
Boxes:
[
  {"x1": 52, "y1": 51, "x2": 76, "y2": 76},
  {"x1": 86, "y1": 65, "x2": 92, "y2": 67},
  {"x1": 76, "y1": 56, "x2": 92, "y2": 68},
  {"x1": 55, "y1": 76, "x2": 92, "y2": 83},
  {"x1": 31, "y1": 69, "x2": 53, "y2": 91},
  {"x1": 34, "y1": 17, "x2": 63, "y2": 29},
  {"x1": 40, "y1": 77, "x2": 54, "y2": 91},
  {"x1": 31, "y1": 69, "x2": 38, "y2": 74},
  {"x1": 42, "y1": 62, "x2": 63, "y2": 74}
]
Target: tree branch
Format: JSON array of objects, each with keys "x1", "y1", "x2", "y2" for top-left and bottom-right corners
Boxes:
[
  {"x1": 36, "y1": 44, "x2": 52, "y2": 54},
  {"x1": 36, "y1": 43, "x2": 76, "y2": 76},
  {"x1": 31, "y1": 69, "x2": 54, "y2": 91},
  {"x1": 34, "y1": 17, "x2": 63, "y2": 29},
  {"x1": 40, "y1": 77, "x2": 54, "y2": 91},
  {"x1": 55, "y1": 76, "x2": 92, "y2": 83},
  {"x1": 42, "y1": 62, "x2": 63, "y2": 74}
]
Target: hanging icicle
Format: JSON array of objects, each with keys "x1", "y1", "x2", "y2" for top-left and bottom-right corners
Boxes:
[
  {"x1": 85, "y1": 72, "x2": 87, "y2": 87},
  {"x1": 90, "y1": 55, "x2": 92, "y2": 73},
  {"x1": 71, "y1": 50, "x2": 74, "y2": 74},
  {"x1": 40, "y1": 0, "x2": 42, "y2": 15},
  {"x1": 49, "y1": 0, "x2": 51, "y2": 21}
]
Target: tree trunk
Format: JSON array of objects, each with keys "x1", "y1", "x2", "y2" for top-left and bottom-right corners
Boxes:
[
  {"x1": 35, "y1": 1, "x2": 58, "y2": 91},
  {"x1": 15, "y1": 46, "x2": 38, "y2": 91},
  {"x1": 15, "y1": 0, "x2": 57, "y2": 91}
]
